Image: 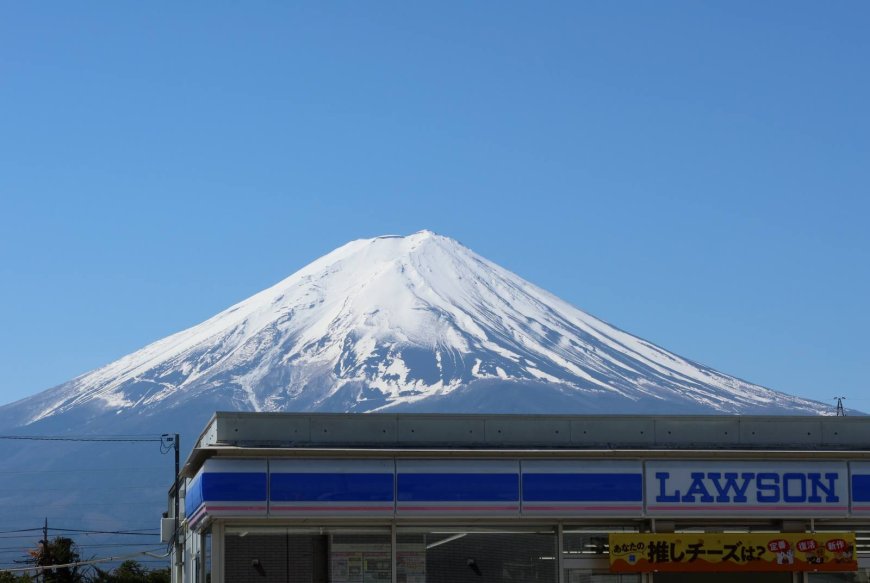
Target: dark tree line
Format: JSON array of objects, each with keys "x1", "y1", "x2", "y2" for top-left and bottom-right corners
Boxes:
[
  {"x1": 0, "y1": 537, "x2": 169, "y2": 583},
  {"x1": 91, "y1": 561, "x2": 169, "y2": 583}
]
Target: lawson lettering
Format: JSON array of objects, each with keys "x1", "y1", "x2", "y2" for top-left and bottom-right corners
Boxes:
[{"x1": 655, "y1": 472, "x2": 840, "y2": 504}]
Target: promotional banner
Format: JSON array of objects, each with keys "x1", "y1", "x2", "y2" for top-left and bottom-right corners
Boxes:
[{"x1": 609, "y1": 532, "x2": 856, "y2": 573}]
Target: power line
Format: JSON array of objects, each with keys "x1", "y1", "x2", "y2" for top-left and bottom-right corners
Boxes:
[
  {"x1": 0, "y1": 435, "x2": 166, "y2": 443},
  {"x1": 0, "y1": 543, "x2": 164, "y2": 551},
  {"x1": 0, "y1": 485, "x2": 164, "y2": 493},
  {"x1": 0, "y1": 526, "x2": 159, "y2": 539},
  {"x1": 0, "y1": 466, "x2": 166, "y2": 474},
  {"x1": 23, "y1": 501, "x2": 164, "y2": 509},
  {"x1": 0, "y1": 432, "x2": 182, "y2": 565},
  {"x1": 0, "y1": 546, "x2": 169, "y2": 574},
  {"x1": 51, "y1": 528, "x2": 159, "y2": 535},
  {"x1": 0, "y1": 527, "x2": 157, "y2": 536},
  {"x1": 0, "y1": 521, "x2": 170, "y2": 576}
]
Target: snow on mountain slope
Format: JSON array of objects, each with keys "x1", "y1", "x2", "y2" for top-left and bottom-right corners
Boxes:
[{"x1": 0, "y1": 230, "x2": 830, "y2": 430}]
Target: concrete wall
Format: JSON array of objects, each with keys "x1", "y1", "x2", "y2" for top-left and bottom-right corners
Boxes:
[{"x1": 200, "y1": 413, "x2": 870, "y2": 450}]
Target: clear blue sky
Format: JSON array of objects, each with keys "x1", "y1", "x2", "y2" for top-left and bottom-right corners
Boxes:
[{"x1": 1, "y1": 2, "x2": 867, "y2": 411}]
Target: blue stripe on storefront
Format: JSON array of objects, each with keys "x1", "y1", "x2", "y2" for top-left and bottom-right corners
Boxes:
[
  {"x1": 270, "y1": 473, "x2": 395, "y2": 502},
  {"x1": 200, "y1": 472, "x2": 267, "y2": 502},
  {"x1": 398, "y1": 473, "x2": 519, "y2": 502},
  {"x1": 522, "y1": 473, "x2": 642, "y2": 502},
  {"x1": 184, "y1": 473, "x2": 204, "y2": 517},
  {"x1": 852, "y1": 475, "x2": 870, "y2": 502}
]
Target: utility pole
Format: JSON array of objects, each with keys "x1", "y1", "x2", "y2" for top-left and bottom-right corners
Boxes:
[
  {"x1": 41, "y1": 517, "x2": 48, "y2": 583},
  {"x1": 174, "y1": 432, "x2": 180, "y2": 551},
  {"x1": 0, "y1": 433, "x2": 180, "y2": 578},
  {"x1": 163, "y1": 433, "x2": 181, "y2": 573},
  {"x1": 835, "y1": 397, "x2": 846, "y2": 416}
]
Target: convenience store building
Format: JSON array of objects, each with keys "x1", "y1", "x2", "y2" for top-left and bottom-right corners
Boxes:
[{"x1": 168, "y1": 413, "x2": 870, "y2": 583}]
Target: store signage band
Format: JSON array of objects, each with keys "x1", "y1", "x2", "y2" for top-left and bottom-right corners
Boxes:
[
  {"x1": 654, "y1": 472, "x2": 839, "y2": 503},
  {"x1": 187, "y1": 459, "x2": 870, "y2": 528},
  {"x1": 645, "y1": 461, "x2": 849, "y2": 514},
  {"x1": 609, "y1": 532, "x2": 857, "y2": 573}
]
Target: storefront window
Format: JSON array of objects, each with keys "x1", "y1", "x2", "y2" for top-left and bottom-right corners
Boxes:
[
  {"x1": 330, "y1": 533, "x2": 391, "y2": 583},
  {"x1": 562, "y1": 527, "x2": 640, "y2": 583},
  {"x1": 202, "y1": 529, "x2": 211, "y2": 583},
  {"x1": 397, "y1": 527, "x2": 558, "y2": 583},
  {"x1": 224, "y1": 527, "x2": 390, "y2": 583}
]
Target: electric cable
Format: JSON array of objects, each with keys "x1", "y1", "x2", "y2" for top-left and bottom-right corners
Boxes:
[{"x1": 0, "y1": 546, "x2": 169, "y2": 574}]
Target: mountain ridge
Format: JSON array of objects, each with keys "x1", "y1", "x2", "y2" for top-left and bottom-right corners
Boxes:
[
  {"x1": 0, "y1": 230, "x2": 832, "y2": 433},
  {"x1": 0, "y1": 230, "x2": 841, "y2": 548}
]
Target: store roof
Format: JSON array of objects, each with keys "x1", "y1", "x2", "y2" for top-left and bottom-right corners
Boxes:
[{"x1": 179, "y1": 412, "x2": 870, "y2": 474}]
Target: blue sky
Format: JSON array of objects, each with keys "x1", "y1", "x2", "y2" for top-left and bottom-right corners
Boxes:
[{"x1": 1, "y1": 2, "x2": 867, "y2": 410}]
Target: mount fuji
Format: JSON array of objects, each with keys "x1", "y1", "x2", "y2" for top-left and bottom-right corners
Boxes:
[
  {"x1": 0, "y1": 231, "x2": 835, "y2": 556},
  {"x1": 0, "y1": 230, "x2": 829, "y2": 437}
]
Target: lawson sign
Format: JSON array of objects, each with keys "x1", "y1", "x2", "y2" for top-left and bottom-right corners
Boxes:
[{"x1": 645, "y1": 461, "x2": 849, "y2": 516}]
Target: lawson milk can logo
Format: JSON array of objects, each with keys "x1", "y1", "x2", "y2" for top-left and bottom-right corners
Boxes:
[{"x1": 645, "y1": 461, "x2": 848, "y2": 515}]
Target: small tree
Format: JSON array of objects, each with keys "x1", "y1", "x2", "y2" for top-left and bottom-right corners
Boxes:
[
  {"x1": 89, "y1": 561, "x2": 169, "y2": 583},
  {"x1": 109, "y1": 561, "x2": 146, "y2": 583},
  {"x1": 24, "y1": 537, "x2": 169, "y2": 583},
  {"x1": 144, "y1": 567, "x2": 169, "y2": 583},
  {"x1": 89, "y1": 561, "x2": 170, "y2": 583},
  {"x1": 28, "y1": 537, "x2": 84, "y2": 583}
]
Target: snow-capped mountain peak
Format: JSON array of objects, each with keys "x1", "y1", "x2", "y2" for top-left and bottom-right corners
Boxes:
[{"x1": 2, "y1": 231, "x2": 830, "y2": 429}]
